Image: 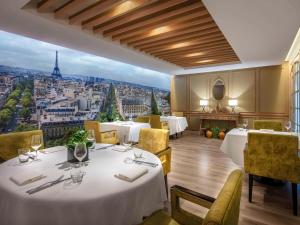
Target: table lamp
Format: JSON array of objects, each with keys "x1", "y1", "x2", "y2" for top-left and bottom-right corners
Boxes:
[
  {"x1": 228, "y1": 99, "x2": 238, "y2": 113},
  {"x1": 200, "y1": 99, "x2": 208, "y2": 112}
]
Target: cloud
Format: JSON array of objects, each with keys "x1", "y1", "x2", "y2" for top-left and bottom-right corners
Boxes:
[{"x1": 0, "y1": 30, "x2": 170, "y2": 90}]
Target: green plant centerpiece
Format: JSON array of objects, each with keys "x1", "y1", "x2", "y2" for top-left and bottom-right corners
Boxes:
[
  {"x1": 66, "y1": 129, "x2": 92, "y2": 163},
  {"x1": 211, "y1": 127, "x2": 220, "y2": 139}
]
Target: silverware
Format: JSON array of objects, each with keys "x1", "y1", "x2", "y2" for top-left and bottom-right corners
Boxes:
[
  {"x1": 133, "y1": 160, "x2": 158, "y2": 167},
  {"x1": 95, "y1": 144, "x2": 115, "y2": 150},
  {"x1": 26, "y1": 175, "x2": 70, "y2": 195}
]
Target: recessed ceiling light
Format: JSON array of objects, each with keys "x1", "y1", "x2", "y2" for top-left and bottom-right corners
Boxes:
[
  {"x1": 148, "y1": 26, "x2": 171, "y2": 36},
  {"x1": 170, "y1": 42, "x2": 191, "y2": 49},
  {"x1": 196, "y1": 59, "x2": 215, "y2": 63},
  {"x1": 185, "y1": 52, "x2": 205, "y2": 57}
]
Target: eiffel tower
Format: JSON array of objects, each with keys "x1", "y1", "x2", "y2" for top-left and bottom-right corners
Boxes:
[{"x1": 51, "y1": 51, "x2": 62, "y2": 79}]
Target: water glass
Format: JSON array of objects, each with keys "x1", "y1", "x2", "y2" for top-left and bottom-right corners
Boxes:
[
  {"x1": 31, "y1": 134, "x2": 43, "y2": 159},
  {"x1": 74, "y1": 143, "x2": 87, "y2": 162},
  {"x1": 18, "y1": 148, "x2": 29, "y2": 163},
  {"x1": 133, "y1": 149, "x2": 143, "y2": 159},
  {"x1": 285, "y1": 120, "x2": 292, "y2": 132},
  {"x1": 70, "y1": 163, "x2": 84, "y2": 183}
]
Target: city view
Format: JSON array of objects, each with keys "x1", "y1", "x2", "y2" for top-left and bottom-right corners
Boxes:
[{"x1": 0, "y1": 31, "x2": 170, "y2": 144}]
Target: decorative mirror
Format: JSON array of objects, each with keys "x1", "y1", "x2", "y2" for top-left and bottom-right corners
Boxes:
[{"x1": 212, "y1": 79, "x2": 225, "y2": 100}]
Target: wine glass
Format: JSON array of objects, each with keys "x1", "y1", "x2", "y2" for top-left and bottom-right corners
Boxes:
[
  {"x1": 122, "y1": 135, "x2": 132, "y2": 151},
  {"x1": 285, "y1": 120, "x2": 292, "y2": 132},
  {"x1": 87, "y1": 130, "x2": 96, "y2": 149},
  {"x1": 242, "y1": 119, "x2": 248, "y2": 130},
  {"x1": 31, "y1": 134, "x2": 43, "y2": 159},
  {"x1": 74, "y1": 143, "x2": 87, "y2": 166}
]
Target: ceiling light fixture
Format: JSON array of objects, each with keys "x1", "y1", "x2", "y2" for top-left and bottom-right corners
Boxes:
[
  {"x1": 196, "y1": 59, "x2": 215, "y2": 63},
  {"x1": 112, "y1": 1, "x2": 139, "y2": 17},
  {"x1": 148, "y1": 26, "x2": 171, "y2": 36},
  {"x1": 170, "y1": 42, "x2": 191, "y2": 49},
  {"x1": 185, "y1": 52, "x2": 205, "y2": 57}
]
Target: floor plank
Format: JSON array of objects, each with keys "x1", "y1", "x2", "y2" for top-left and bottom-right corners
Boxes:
[{"x1": 167, "y1": 131, "x2": 300, "y2": 225}]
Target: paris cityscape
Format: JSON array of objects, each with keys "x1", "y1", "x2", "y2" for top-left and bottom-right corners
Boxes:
[{"x1": 0, "y1": 51, "x2": 170, "y2": 143}]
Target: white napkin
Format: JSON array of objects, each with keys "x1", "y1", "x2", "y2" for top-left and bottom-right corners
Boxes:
[
  {"x1": 10, "y1": 171, "x2": 45, "y2": 186},
  {"x1": 115, "y1": 167, "x2": 148, "y2": 182}
]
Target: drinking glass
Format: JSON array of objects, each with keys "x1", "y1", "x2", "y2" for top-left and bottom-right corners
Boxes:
[
  {"x1": 242, "y1": 119, "x2": 248, "y2": 130},
  {"x1": 133, "y1": 149, "x2": 143, "y2": 159},
  {"x1": 74, "y1": 143, "x2": 87, "y2": 165},
  {"x1": 70, "y1": 163, "x2": 84, "y2": 183},
  {"x1": 285, "y1": 121, "x2": 292, "y2": 132},
  {"x1": 87, "y1": 130, "x2": 96, "y2": 149},
  {"x1": 18, "y1": 148, "x2": 29, "y2": 163},
  {"x1": 31, "y1": 134, "x2": 43, "y2": 159},
  {"x1": 122, "y1": 135, "x2": 132, "y2": 150}
]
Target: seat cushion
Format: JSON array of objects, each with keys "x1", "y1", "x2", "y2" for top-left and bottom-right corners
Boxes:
[{"x1": 142, "y1": 210, "x2": 181, "y2": 225}]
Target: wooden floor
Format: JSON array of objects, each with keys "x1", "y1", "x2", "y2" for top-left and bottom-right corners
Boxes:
[{"x1": 167, "y1": 131, "x2": 300, "y2": 225}]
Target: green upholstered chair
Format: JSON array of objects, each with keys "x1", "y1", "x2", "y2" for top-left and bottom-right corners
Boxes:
[
  {"x1": 253, "y1": 120, "x2": 282, "y2": 131},
  {"x1": 244, "y1": 132, "x2": 300, "y2": 215},
  {"x1": 141, "y1": 169, "x2": 243, "y2": 225},
  {"x1": 0, "y1": 130, "x2": 44, "y2": 161},
  {"x1": 84, "y1": 120, "x2": 119, "y2": 144}
]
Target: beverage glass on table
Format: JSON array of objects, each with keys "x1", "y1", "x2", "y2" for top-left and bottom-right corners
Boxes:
[
  {"x1": 18, "y1": 148, "x2": 29, "y2": 163},
  {"x1": 133, "y1": 149, "x2": 143, "y2": 159},
  {"x1": 31, "y1": 134, "x2": 43, "y2": 159},
  {"x1": 242, "y1": 119, "x2": 248, "y2": 130},
  {"x1": 285, "y1": 120, "x2": 292, "y2": 132},
  {"x1": 87, "y1": 130, "x2": 96, "y2": 149},
  {"x1": 74, "y1": 143, "x2": 87, "y2": 166},
  {"x1": 70, "y1": 163, "x2": 84, "y2": 183},
  {"x1": 122, "y1": 135, "x2": 132, "y2": 150}
]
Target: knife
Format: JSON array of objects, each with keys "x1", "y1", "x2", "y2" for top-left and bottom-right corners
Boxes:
[
  {"x1": 26, "y1": 175, "x2": 70, "y2": 195},
  {"x1": 133, "y1": 160, "x2": 158, "y2": 167}
]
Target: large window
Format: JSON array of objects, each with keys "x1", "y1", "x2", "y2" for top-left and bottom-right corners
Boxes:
[{"x1": 292, "y1": 61, "x2": 300, "y2": 132}]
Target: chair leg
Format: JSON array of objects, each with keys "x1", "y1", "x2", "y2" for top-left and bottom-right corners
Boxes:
[
  {"x1": 292, "y1": 183, "x2": 298, "y2": 216},
  {"x1": 249, "y1": 174, "x2": 253, "y2": 202},
  {"x1": 164, "y1": 175, "x2": 168, "y2": 198}
]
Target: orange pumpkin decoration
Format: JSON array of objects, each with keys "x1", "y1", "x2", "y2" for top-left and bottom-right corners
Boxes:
[
  {"x1": 219, "y1": 131, "x2": 225, "y2": 140},
  {"x1": 206, "y1": 130, "x2": 213, "y2": 138}
]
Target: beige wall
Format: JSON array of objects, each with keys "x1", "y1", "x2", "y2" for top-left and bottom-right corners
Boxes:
[{"x1": 171, "y1": 64, "x2": 290, "y2": 130}]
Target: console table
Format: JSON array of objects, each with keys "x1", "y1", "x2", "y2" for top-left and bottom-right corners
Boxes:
[{"x1": 199, "y1": 113, "x2": 240, "y2": 135}]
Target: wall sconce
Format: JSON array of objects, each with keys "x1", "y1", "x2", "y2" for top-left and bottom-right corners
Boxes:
[
  {"x1": 228, "y1": 99, "x2": 238, "y2": 113},
  {"x1": 200, "y1": 99, "x2": 208, "y2": 112}
]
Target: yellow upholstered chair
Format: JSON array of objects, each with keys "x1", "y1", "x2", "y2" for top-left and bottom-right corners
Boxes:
[
  {"x1": 253, "y1": 120, "x2": 282, "y2": 131},
  {"x1": 172, "y1": 112, "x2": 184, "y2": 117},
  {"x1": 0, "y1": 130, "x2": 44, "y2": 161},
  {"x1": 84, "y1": 120, "x2": 119, "y2": 144},
  {"x1": 149, "y1": 115, "x2": 168, "y2": 130},
  {"x1": 134, "y1": 116, "x2": 150, "y2": 124},
  {"x1": 244, "y1": 132, "x2": 300, "y2": 215},
  {"x1": 137, "y1": 128, "x2": 171, "y2": 177},
  {"x1": 142, "y1": 169, "x2": 243, "y2": 225}
]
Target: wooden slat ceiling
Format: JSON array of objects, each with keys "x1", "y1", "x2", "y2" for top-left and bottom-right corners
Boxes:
[{"x1": 34, "y1": 0, "x2": 240, "y2": 68}]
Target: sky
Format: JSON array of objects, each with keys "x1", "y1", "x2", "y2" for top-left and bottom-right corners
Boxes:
[{"x1": 0, "y1": 30, "x2": 170, "y2": 90}]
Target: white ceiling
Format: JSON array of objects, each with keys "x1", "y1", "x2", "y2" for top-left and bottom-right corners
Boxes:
[{"x1": 0, "y1": 0, "x2": 299, "y2": 76}]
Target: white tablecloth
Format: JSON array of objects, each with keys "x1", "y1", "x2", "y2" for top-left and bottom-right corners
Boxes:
[
  {"x1": 220, "y1": 128, "x2": 298, "y2": 167},
  {"x1": 0, "y1": 144, "x2": 167, "y2": 225},
  {"x1": 160, "y1": 116, "x2": 188, "y2": 135},
  {"x1": 100, "y1": 121, "x2": 151, "y2": 143}
]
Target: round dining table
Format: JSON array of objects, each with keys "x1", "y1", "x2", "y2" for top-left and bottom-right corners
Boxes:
[{"x1": 0, "y1": 144, "x2": 167, "y2": 225}]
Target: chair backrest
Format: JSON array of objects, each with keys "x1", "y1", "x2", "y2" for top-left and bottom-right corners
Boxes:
[
  {"x1": 149, "y1": 115, "x2": 162, "y2": 129},
  {"x1": 84, "y1": 120, "x2": 101, "y2": 142},
  {"x1": 253, "y1": 120, "x2": 282, "y2": 131},
  {"x1": 0, "y1": 130, "x2": 44, "y2": 161},
  {"x1": 172, "y1": 112, "x2": 184, "y2": 117},
  {"x1": 134, "y1": 116, "x2": 150, "y2": 124},
  {"x1": 138, "y1": 128, "x2": 169, "y2": 154},
  {"x1": 244, "y1": 132, "x2": 300, "y2": 183},
  {"x1": 203, "y1": 170, "x2": 243, "y2": 225}
]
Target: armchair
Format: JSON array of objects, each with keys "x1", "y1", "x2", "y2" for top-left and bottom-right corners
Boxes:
[
  {"x1": 172, "y1": 112, "x2": 184, "y2": 117},
  {"x1": 134, "y1": 116, "x2": 150, "y2": 124},
  {"x1": 244, "y1": 132, "x2": 300, "y2": 215},
  {"x1": 142, "y1": 169, "x2": 243, "y2": 225},
  {"x1": 149, "y1": 115, "x2": 169, "y2": 130},
  {"x1": 253, "y1": 120, "x2": 282, "y2": 131},
  {"x1": 84, "y1": 120, "x2": 119, "y2": 144},
  {"x1": 0, "y1": 130, "x2": 44, "y2": 161}
]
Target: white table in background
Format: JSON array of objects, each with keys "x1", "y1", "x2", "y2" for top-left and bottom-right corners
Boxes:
[
  {"x1": 160, "y1": 116, "x2": 188, "y2": 135},
  {"x1": 220, "y1": 128, "x2": 298, "y2": 167},
  {"x1": 100, "y1": 121, "x2": 150, "y2": 143},
  {"x1": 0, "y1": 144, "x2": 167, "y2": 225}
]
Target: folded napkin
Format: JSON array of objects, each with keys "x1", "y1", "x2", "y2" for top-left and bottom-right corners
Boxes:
[
  {"x1": 10, "y1": 171, "x2": 45, "y2": 186},
  {"x1": 115, "y1": 167, "x2": 148, "y2": 182}
]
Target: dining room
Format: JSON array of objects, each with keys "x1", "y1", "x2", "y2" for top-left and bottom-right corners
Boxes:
[{"x1": 0, "y1": 0, "x2": 300, "y2": 225}]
